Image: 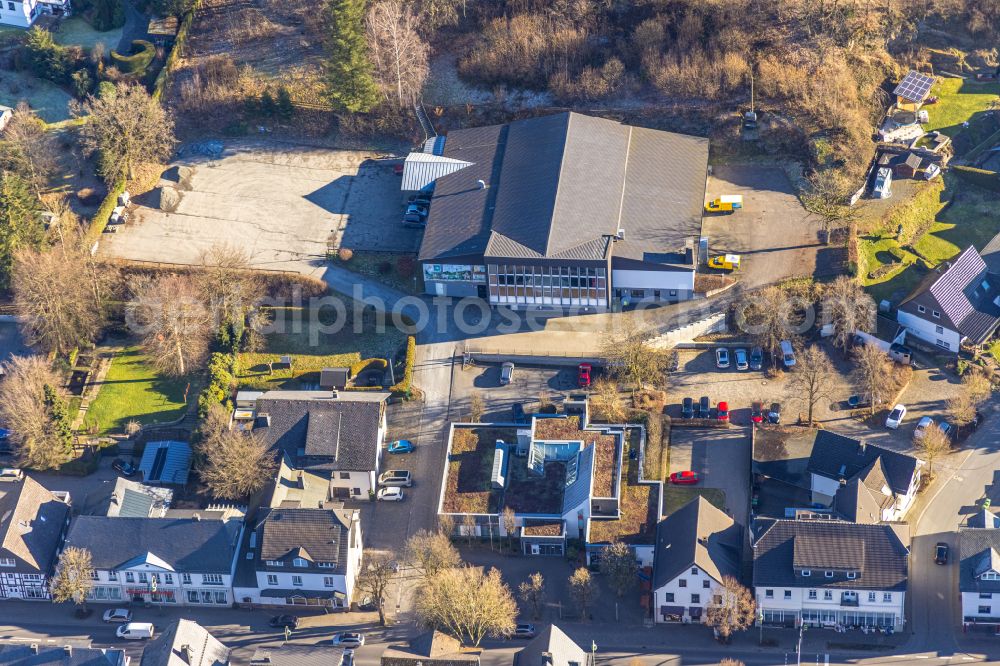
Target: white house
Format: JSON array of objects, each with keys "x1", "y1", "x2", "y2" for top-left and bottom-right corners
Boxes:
[
  {"x1": 62, "y1": 514, "x2": 243, "y2": 606},
  {"x1": 959, "y1": 527, "x2": 1000, "y2": 629},
  {"x1": 252, "y1": 390, "x2": 389, "y2": 499},
  {"x1": 0, "y1": 476, "x2": 71, "y2": 600},
  {"x1": 0, "y1": 0, "x2": 70, "y2": 27},
  {"x1": 0, "y1": 105, "x2": 13, "y2": 134},
  {"x1": 897, "y1": 245, "x2": 1000, "y2": 352},
  {"x1": 651, "y1": 496, "x2": 741, "y2": 624},
  {"x1": 234, "y1": 507, "x2": 363, "y2": 609},
  {"x1": 752, "y1": 518, "x2": 909, "y2": 630}
]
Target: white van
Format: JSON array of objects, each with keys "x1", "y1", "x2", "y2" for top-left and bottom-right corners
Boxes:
[
  {"x1": 116, "y1": 623, "x2": 154, "y2": 640},
  {"x1": 780, "y1": 340, "x2": 796, "y2": 368}
]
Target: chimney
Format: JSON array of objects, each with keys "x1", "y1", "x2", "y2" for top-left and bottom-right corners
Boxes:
[
  {"x1": 476, "y1": 179, "x2": 488, "y2": 190},
  {"x1": 859, "y1": 440, "x2": 867, "y2": 454},
  {"x1": 180, "y1": 645, "x2": 193, "y2": 664},
  {"x1": 64, "y1": 646, "x2": 72, "y2": 658},
  {"x1": 684, "y1": 246, "x2": 694, "y2": 264},
  {"x1": 616, "y1": 228, "x2": 625, "y2": 241},
  {"x1": 193, "y1": 513, "x2": 201, "y2": 521},
  {"x1": 30, "y1": 645, "x2": 39, "y2": 655},
  {"x1": 541, "y1": 653, "x2": 553, "y2": 666},
  {"x1": 330, "y1": 390, "x2": 339, "y2": 399}
]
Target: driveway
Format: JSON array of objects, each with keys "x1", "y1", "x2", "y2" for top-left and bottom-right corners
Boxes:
[
  {"x1": 668, "y1": 427, "x2": 751, "y2": 527},
  {"x1": 702, "y1": 165, "x2": 841, "y2": 287},
  {"x1": 451, "y1": 362, "x2": 586, "y2": 423}
]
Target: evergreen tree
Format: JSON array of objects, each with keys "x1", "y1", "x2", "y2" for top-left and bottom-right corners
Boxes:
[
  {"x1": 275, "y1": 86, "x2": 295, "y2": 120},
  {"x1": 43, "y1": 384, "x2": 74, "y2": 455},
  {"x1": 324, "y1": 0, "x2": 380, "y2": 112},
  {"x1": 0, "y1": 171, "x2": 44, "y2": 291},
  {"x1": 259, "y1": 90, "x2": 276, "y2": 117}
]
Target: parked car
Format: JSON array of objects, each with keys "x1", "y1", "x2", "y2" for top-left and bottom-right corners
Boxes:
[
  {"x1": 116, "y1": 623, "x2": 154, "y2": 640},
  {"x1": 717, "y1": 401, "x2": 730, "y2": 423},
  {"x1": 734, "y1": 348, "x2": 749, "y2": 371},
  {"x1": 715, "y1": 348, "x2": 730, "y2": 369},
  {"x1": 378, "y1": 470, "x2": 412, "y2": 487},
  {"x1": 112, "y1": 459, "x2": 137, "y2": 477},
  {"x1": 750, "y1": 401, "x2": 764, "y2": 424},
  {"x1": 405, "y1": 203, "x2": 428, "y2": 218},
  {"x1": 708, "y1": 254, "x2": 741, "y2": 271},
  {"x1": 749, "y1": 347, "x2": 764, "y2": 371},
  {"x1": 387, "y1": 440, "x2": 414, "y2": 454},
  {"x1": 408, "y1": 194, "x2": 431, "y2": 206},
  {"x1": 780, "y1": 340, "x2": 796, "y2": 368},
  {"x1": 268, "y1": 615, "x2": 299, "y2": 629},
  {"x1": 939, "y1": 421, "x2": 955, "y2": 440},
  {"x1": 331, "y1": 633, "x2": 365, "y2": 649},
  {"x1": 578, "y1": 363, "x2": 592, "y2": 388},
  {"x1": 0, "y1": 468, "x2": 24, "y2": 482},
  {"x1": 768, "y1": 403, "x2": 781, "y2": 425},
  {"x1": 934, "y1": 542, "x2": 949, "y2": 565},
  {"x1": 512, "y1": 402, "x2": 527, "y2": 424},
  {"x1": 924, "y1": 163, "x2": 941, "y2": 180},
  {"x1": 699, "y1": 396, "x2": 710, "y2": 418},
  {"x1": 886, "y1": 404, "x2": 907, "y2": 429},
  {"x1": 377, "y1": 487, "x2": 405, "y2": 502},
  {"x1": 103, "y1": 609, "x2": 133, "y2": 623},
  {"x1": 913, "y1": 416, "x2": 934, "y2": 441},
  {"x1": 670, "y1": 470, "x2": 700, "y2": 485},
  {"x1": 681, "y1": 397, "x2": 694, "y2": 419},
  {"x1": 513, "y1": 624, "x2": 536, "y2": 639},
  {"x1": 0, "y1": 428, "x2": 10, "y2": 441},
  {"x1": 500, "y1": 362, "x2": 515, "y2": 385}
]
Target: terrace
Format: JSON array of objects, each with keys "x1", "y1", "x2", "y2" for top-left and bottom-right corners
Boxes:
[{"x1": 441, "y1": 426, "x2": 516, "y2": 514}]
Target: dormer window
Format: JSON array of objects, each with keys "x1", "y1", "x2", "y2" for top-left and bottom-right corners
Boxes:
[
  {"x1": 293, "y1": 558, "x2": 309, "y2": 568},
  {"x1": 983, "y1": 280, "x2": 990, "y2": 292},
  {"x1": 917, "y1": 305, "x2": 926, "y2": 313},
  {"x1": 825, "y1": 571, "x2": 834, "y2": 578},
  {"x1": 982, "y1": 571, "x2": 1000, "y2": 581},
  {"x1": 801, "y1": 569, "x2": 811, "y2": 577},
  {"x1": 847, "y1": 571, "x2": 857, "y2": 579},
  {"x1": 265, "y1": 560, "x2": 283, "y2": 567},
  {"x1": 932, "y1": 310, "x2": 941, "y2": 318}
]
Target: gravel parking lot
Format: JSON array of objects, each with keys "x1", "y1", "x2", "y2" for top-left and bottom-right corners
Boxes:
[
  {"x1": 702, "y1": 165, "x2": 840, "y2": 287},
  {"x1": 101, "y1": 141, "x2": 421, "y2": 273}
]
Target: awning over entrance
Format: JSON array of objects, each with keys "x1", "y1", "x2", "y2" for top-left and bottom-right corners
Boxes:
[
  {"x1": 261, "y1": 589, "x2": 345, "y2": 600},
  {"x1": 660, "y1": 605, "x2": 684, "y2": 616},
  {"x1": 689, "y1": 607, "x2": 703, "y2": 619}
]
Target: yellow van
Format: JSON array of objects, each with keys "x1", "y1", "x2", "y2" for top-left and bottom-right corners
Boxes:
[
  {"x1": 708, "y1": 254, "x2": 741, "y2": 271},
  {"x1": 705, "y1": 195, "x2": 744, "y2": 213}
]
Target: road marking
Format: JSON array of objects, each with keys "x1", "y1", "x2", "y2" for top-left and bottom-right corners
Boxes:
[
  {"x1": 915, "y1": 656, "x2": 930, "y2": 659},
  {"x1": 824, "y1": 654, "x2": 829, "y2": 666}
]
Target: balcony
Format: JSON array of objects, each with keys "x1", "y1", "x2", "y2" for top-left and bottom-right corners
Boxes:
[{"x1": 840, "y1": 592, "x2": 859, "y2": 607}]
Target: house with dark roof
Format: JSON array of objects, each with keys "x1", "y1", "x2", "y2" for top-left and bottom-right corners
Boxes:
[
  {"x1": 514, "y1": 625, "x2": 588, "y2": 666},
  {"x1": 63, "y1": 515, "x2": 243, "y2": 607},
  {"x1": 251, "y1": 645, "x2": 346, "y2": 666},
  {"x1": 413, "y1": 112, "x2": 709, "y2": 311},
  {"x1": 652, "y1": 496, "x2": 741, "y2": 624},
  {"x1": 958, "y1": 528, "x2": 1000, "y2": 626},
  {"x1": 252, "y1": 390, "x2": 389, "y2": 500},
  {"x1": 0, "y1": 642, "x2": 128, "y2": 666},
  {"x1": 0, "y1": 475, "x2": 71, "y2": 600},
  {"x1": 233, "y1": 506, "x2": 362, "y2": 609},
  {"x1": 752, "y1": 518, "x2": 909, "y2": 629},
  {"x1": 140, "y1": 620, "x2": 229, "y2": 666},
  {"x1": 897, "y1": 245, "x2": 1000, "y2": 352},
  {"x1": 380, "y1": 630, "x2": 481, "y2": 666},
  {"x1": 138, "y1": 441, "x2": 192, "y2": 486}
]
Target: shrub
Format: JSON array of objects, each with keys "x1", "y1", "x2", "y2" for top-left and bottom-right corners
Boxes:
[
  {"x1": 350, "y1": 357, "x2": 388, "y2": 377},
  {"x1": 337, "y1": 248, "x2": 354, "y2": 262},
  {"x1": 378, "y1": 261, "x2": 393, "y2": 275},
  {"x1": 389, "y1": 336, "x2": 415, "y2": 396},
  {"x1": 85, "y1": 178, "x2": 127, "y2": 242},
  {"x1": 110, "y1": 39, "x2": 155, "y2": 75},
  {"x1": 952, "y1": 165, "x2": 1000, "y2": 192}
]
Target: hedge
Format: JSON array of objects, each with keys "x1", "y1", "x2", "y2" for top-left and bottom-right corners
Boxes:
[
  {"x1": 952, "y1": 165, "x2": 1000, "y2": 192},
  {"x1": 152, "y1": 0, "x2": 201, "y2": 101},
  {"x1": 85, "y1": 178, "x2": 127, "y2": 245},
  {"x1": 111, "y1": 39, "x2": 156, "y2": 75},
  {"x1": 350, "y1": 357, "x2": 388, "y2": 377},
  {"x1": 389, "y1": 336, "x2": 415, "y2": 396}
]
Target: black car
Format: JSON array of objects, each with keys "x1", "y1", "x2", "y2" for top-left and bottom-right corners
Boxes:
[
  {"x1": 112, "y1": 459, "x2": 137, "y2": 477},
  {"x1": 402, "y1": 214, "x2": 425, "y2": 228},
  {"x1": 681, "y1": 397, "x2": 694, "y2": 419},
  {"x1": 268, "y1": 615, "x2": 299, "y2": 629},
  {"x1": 749, "y1": 347, "x2": 764, "y2": 371},
  {"x1": 699, "y1": 396, "x2": 710, "y2": 418},
  {"x1": 934, "y1": 542, "x2": 949, "y2": 565},
  {"x1": 768, "y1": 402, "x2": 781, "y2": 424},
  {"x1": 512, "y1": 402, "x2": 527, "y2": 424}
]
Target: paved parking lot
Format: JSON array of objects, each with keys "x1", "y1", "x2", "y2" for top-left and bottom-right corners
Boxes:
[
  {"x1": 101, "y1": 141, "x2": 421, "y2": 273},
  {"x1": 702, "y1": 165, "x2": 839, "y2": 287},
  {"x1": 668, "y1": 427, "x2": 750, "y2": 527},
  {"x1": 451, "y1": 361, "x2": 586, "y2": 422}
]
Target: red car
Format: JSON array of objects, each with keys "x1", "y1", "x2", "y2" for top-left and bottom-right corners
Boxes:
[
  {"x1": 717, "y1": 401, "x2": 729, "y2": 422},
  {"x1": 750, "y1": 400, "x2": 764, "y2": 423},
  {"x1": 578, "y1": 363, "x2": 592, "y2": 388},
  {"x1": 670, "y1": 470, "x2": 700, "y2": 485}
]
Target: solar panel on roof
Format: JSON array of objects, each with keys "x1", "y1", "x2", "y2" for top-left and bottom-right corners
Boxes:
[{"x1": 893, "y1": 71, "x2": 934, "y2": 102}]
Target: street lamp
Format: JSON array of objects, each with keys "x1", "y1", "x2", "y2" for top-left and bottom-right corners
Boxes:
[{"x1": 797, "y1": 621, "x2": 807, "y2": 666}]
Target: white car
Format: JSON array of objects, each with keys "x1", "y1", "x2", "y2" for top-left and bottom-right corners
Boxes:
[
  {"x1": 331, "y1": 633, "x2": 365, "y2": 649},
  {"x1": 377, "y1": 487, "x2": 404, "y2": 502},
  {"x1": 886, "y1": 404, "x2": 907, "y2": 429},
  {"x1": 715, "y1": 348, "x2": 730, "y2": 369},
  {"x1": 103, "y1": 608, "x2": 133, "y2": 623},
  {"x1": 913, "y1": 416, "x2": 934, "y2": 440}
]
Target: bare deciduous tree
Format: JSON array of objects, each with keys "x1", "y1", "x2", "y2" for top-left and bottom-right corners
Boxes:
[
  {"x1": 568, "y1": 567, "x2": 597, "y2": 620},
  {"x1": 415, "y1": 566, "x2": 517, "y2": 646},
  {"x1": 357, "y1": 553, "x2": 396, "y2": 625},
  {"x1": 737, "y1": 285, "x2": 793, "y2": 367},
  {"x1": 591, "y1": 378, "x2": 625, "y2": 422},
  {"x1": 917, "y1": 423, "x2": 951, "y2": 476},
  {"x1": 787, "y1": 345, "x2": 835, "y2": 425},
  {"x1": 947, "y1": 391, "x2": 977, "y2": 429},
  {"x1": 0, "y1": 356, "x2": 74, "y2": 470},
  {"x1": 706, "y1": 576, "x2": 756, "y2": 643},
  {"x1": 0, "y1": 102, "x2": 59, "y2": 196},
  {"x1": 196, "y1": 244, "x2": 268, "y2": 349},
  {"x1": 720, "y1": 659, "x2": 746, "y2": 666},
  {"x1": 75, "y1": 83, "x2": 176, "y2": 184},
  {"x1": 501, "y1": 506, "x2": 517, "y2": 551},
  {"x1": 461, "y1": 514, "x2": 476, "y2": 545},
  {"x1": 197, "y1": 403, "x2": 276, "y2": 499},
  {"x1": 963, "y1": 369, "x2": 992, "y2": 406},
  {"x1": 599, "y1": 541, "x2": 637, "y2": 598},
  {"x1": 127, "y1": 274, "x2": 212, "y2": 376},
  {"x1": 518, "y1": 572, "x2": 544, "y2": 620},
  {"x1": 404, "y1": 529, "x2": 461, "y2": 580},
  {"x1": 601, "y1": 318, "x2": 668, "y2": 389},
  {"x1": 50, "y1": 546, "x2": 95, "y2": 610},
  {"x1": 852, "y1": 343, "x2": 894, "y2": 416},
  {"x1": 823, "y1": 276, "x2": 876, "y2": 353},
  {"x1": 366, "y1": 0, "x2": 430, "y2": 106},
  {"x1": 469, "y1": 391, "x2": 484, "y2": 423}
]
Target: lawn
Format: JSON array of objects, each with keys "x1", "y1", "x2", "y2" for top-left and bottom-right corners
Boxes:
[
  {"x1": 661, "y1": 485, "x2": 726, "y2": 516},
  {"x1": 54, "y1": 17, "x2": 123, "y2": 50},
  {"x1": 84, "y1": 347, "x2": 191, "y2": 435},
  {"x1": 336, "y1": 252, "x2": 424, "y2": 296},
  {"x1": 0, "y1": 70, "x2": 74, "y2": 123},
  {"x1": 234, "y1": 307, "x2": 407, "y2": 390},
  {"x1": 923, "y1": 78, "x2": 1000, "y2": 138}
]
